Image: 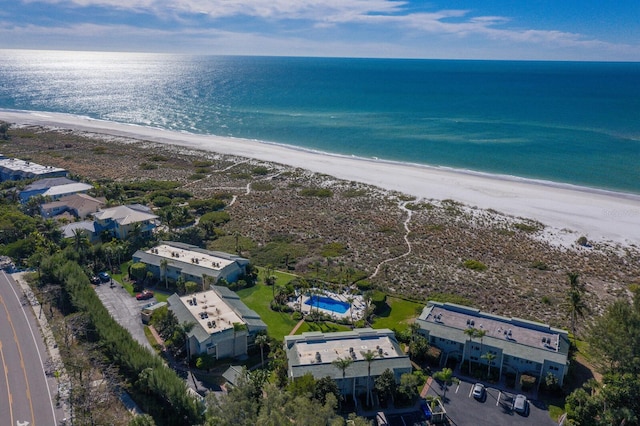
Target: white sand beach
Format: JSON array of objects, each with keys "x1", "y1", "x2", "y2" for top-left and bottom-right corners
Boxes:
[{"x1": 2, "y1": 110, "x2": 639, "y2": 246}]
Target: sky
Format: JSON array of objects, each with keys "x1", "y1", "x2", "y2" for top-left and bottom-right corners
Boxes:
[{"x1": 1, "y1": 0, "x2": 639, "y2": 61}]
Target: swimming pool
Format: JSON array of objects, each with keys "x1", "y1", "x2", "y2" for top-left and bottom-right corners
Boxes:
[{"x1": 305, "y1": 295, "x2": 350, "y2": 314}]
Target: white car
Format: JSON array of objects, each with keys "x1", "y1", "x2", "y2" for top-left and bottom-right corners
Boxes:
[
  {"x1": 513, "y1": 394, "x2": 528, "y2": 414},
  {"x1": 472, "y1": 383, "x2": 485, "y2": 400}
]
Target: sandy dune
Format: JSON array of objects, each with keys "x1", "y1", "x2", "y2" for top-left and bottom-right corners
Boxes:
[{"x1": 1, "y1": 109, "x2": 639, "y2": 246}]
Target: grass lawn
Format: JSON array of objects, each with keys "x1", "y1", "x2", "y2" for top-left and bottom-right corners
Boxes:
[
  {"x1": 111, "y1": 261, "x2": 134, "y2": 295},
  {"x1": 256, "y1": 267, "x2": 299, "y2": 285},
  {"x1": 372, "y1": 296, "x2": 424, "y2": 332},
  {"x1": 547, "y1": 402, "x2": 565, "y2": 422},
  {"x1": 236, "y1": 283, "x2": 298, "y2": 341},
  {"x1": 295, "y1": 321, "x2": 351, "y2": 335}
]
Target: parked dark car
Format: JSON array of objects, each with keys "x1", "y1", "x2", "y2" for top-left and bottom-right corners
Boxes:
[
  {"x1": 98, "y1": 271, "x2": 111, "y2": 283},
  {"x1": 136, "y1": 290, "x2": 154, "y2": 300},
  {"x1": 90, "y1": 275, "x2": 101, "y2": 284}
]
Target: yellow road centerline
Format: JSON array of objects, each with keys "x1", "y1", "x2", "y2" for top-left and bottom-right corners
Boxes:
[{"x1": 0, "y1": 293, "x2": 36, "y2": 425}]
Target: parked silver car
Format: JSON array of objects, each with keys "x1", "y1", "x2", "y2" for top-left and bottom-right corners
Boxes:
[
  {"x1": 513, "y1": 394, "x2": 528, "y2": 414},
  {"x1": 472, "y1": 383, "x2": 486, "y2": 400}
]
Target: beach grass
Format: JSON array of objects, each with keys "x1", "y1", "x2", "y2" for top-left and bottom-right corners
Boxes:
[
  {"x1": 4, "y1": 121, "x2": 639, "y2": 334},
  {"x1": 372, "y1": 296, "x2": 424, "y2": 332}
]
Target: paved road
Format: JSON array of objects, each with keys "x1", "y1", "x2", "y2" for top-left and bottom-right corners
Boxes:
[
  {"x1": 93, "y1": 281, "x2": 154, "y2": 351},
  {"x1": 0, "y1": 271, "x2": 58, "y2": 426}
]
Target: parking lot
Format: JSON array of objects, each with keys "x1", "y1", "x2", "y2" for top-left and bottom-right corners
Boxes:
[
  {"x1": 424, "y1": 379, "x2": 557, "y2": 426},
  {"x1": 94, "y1": 279, "x2": 155, "y2": 351}
]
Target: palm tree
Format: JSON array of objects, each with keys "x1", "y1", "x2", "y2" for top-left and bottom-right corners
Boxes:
[
  {"x1": 464, "y1": 328, "x2": 477, "y2": 375},
  {"x1": 475, "y1": 329, "x2": 487, "y2": 362},
  {"x1": 255, "y1": 334, "x2": 269, "y2": 368},
  {"x1": 347, "y1": 297, "x2": 355, "y2": 326},
  {"x1": 332, "y1": 356, "x2": 353, "y2": 404},
  {"x1": 72, "y1": 228, "x2": 90, "y2": 256},
  {"x1": 409, "y1": 322, "x2": 420, "y2": 343},
  {"x1": 160, "y1": 258, "x2": 169, "y2": 289},
  {"x1": 433, "y1": 367, "x2": 458, "y2": 401},
  {"x1": 360, "y1": 349, "x2": 378, "y2": 406},
  {"x1": 409, "y1": 322, "x2": 421, "y2": 356},
  {"x1": 481, "y1": 352, "x2": 496, "y2": 378},
  {"x1": 566, "y1": 272, "x2": 586, "y2": 342}
]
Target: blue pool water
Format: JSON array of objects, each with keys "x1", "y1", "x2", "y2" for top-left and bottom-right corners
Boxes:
[{"x1": 305, "y1": 295, "x2": 350, "y2": 314}]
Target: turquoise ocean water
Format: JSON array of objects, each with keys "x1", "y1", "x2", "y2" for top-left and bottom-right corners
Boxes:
[{"x1": 0, "y1": 50, "x2": 638, "y2": 194}]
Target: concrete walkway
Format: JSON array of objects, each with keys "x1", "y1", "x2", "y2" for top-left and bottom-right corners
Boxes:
[
  {"x1": 420, "y1": 377, "x2": 434, "y2": 398},
  {"x1": 289, "y1": 318, "x2": 305, "y2": 335}
]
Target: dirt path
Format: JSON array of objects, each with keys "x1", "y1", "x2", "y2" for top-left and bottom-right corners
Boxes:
[{"x1": 369, "y1": 200, "x2": 414, "y2": 279}]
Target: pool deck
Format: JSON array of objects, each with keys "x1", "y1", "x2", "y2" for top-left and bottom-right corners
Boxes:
[{"x1": 289, "y1": 289, "x2": 367, "y2": 321}]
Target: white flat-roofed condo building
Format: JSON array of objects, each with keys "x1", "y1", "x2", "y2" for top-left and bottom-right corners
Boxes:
[
  {"x1": 285, "y1": 328, "x2": 412, "y2": 400},
  {"x1": 133, "y1": 241, "x2": 250, "y2": 286},
  {"x1": 167, "y1": 286, "x2": 266, "y2": 359},
  {"x1": 0, "y1": 156, "x2": 67, "y2": 181},
  {"x1": 416, "y1": 301, "x2": 570, "y2": 387}
]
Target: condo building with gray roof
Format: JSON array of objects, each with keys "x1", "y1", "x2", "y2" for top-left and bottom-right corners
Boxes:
[
  {"x1": 284, "y1": 328, "x2": 412, "y2": 399},
  {"x1": 416, "y1": 301, "x2": 570, "y2": 387},
  {"x1": 167, "y1": 286, "x2": 266, "y2": 360},
  {"x1": 133, "y1": 241, "x2": 250, "y2": 286}
]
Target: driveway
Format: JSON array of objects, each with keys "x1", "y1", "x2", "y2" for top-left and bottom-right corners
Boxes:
[
  {"x1": 94, "y1": 280, "x2": 154, "y2": 351},
  {"x1": 424, "y1": 378, "x2": 557, "y2": 426}
]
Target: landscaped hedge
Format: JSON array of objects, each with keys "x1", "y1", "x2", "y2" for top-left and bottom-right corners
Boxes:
[{"x1": 46, "y1": 255, "x2": 202, "y2": 425}]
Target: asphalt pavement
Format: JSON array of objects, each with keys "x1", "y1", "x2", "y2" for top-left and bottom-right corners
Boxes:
[
  {"x1": 93, "y1": 280, "x2": 154, "y2": 351},
  {"x1": 424, "y1": 377, "x2": 557, "y2": 426},
  {"x1": 0, "y1": 271, "x2": 61, "y2": 425}
]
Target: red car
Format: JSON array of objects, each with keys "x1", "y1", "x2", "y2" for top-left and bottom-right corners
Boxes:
[{"x1": 136, "y1": 290, "x2": 154, "y2": 300}]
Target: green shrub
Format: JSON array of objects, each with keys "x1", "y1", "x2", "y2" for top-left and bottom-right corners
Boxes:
[
  {"x1": 514, "y1": 221, "x2": 541, "y2": 233},
  {"x1": 139, "y1": 162, "x2": 159, "y2": 170},
  {"x1": 252, "y1": 182, "x2": 274, "y2": 191},
  {"x1": 189, "y1": 198, "x2": 226, "y2": 214},
  {"x1": 342, "y1": 188, "x2": 367, "y2": 198},
  {"x1": 185, "y1": 281, "x2": 199, "y2": 294},
  {"x1": 577, "y1": 236, "x2": 589, "y2": 246},
  {"x1": 152, "y1": 195, "x2": 172, "y2": 207},
  {"x1": 123, "y1": 181, "x2": 181, "y2": 191},
  {"x1": 200, "y1": 211, "x2": 231, "y2": 228},
  {"x1": 193, "y1": 160, "x2": 214, "y2": 168},
  {"x1": 292, "y1": 311, "x2": 303, "y2": 321},
  {"x1": 300, "y1": 188, "x2": 333, "y2": 197},
  {"x1": 530, "y1": 260, "x2": 549, "y2": 270},
  {"x1": 462, "y1": 259, "x2": 487, "y2": 271},
  {"x1": 129, "y1": 262, "x2": 147, "y2": 281},
  {"x1": 149, "y1": 154, "x2": 168, "y2": 162},
  {"x1": 252, "y1": 166, "x2": 270, "y2": 175},
  {"x1": 188, "y1": 173, "x2": 205, "y2": 180},
  {"x1": 520, "y1": 374, "x2": 536, "y2": 391},
  {"x1": 356, "y1": 281, "x2": 373, "y2": 291},
  {"x1": 428, "y1": 293, "x2": 473, "y2": 306},
  {"x1": 321, "y1": 242, "x2": 347, "y2": 258},
  {"x1": 370, "y1": 290, "x2": 387, "y2": 305}
]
